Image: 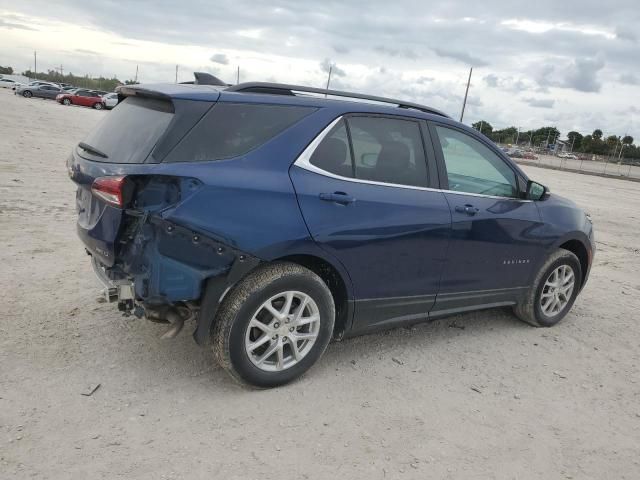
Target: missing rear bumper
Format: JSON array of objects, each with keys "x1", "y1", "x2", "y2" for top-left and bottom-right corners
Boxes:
[{"x1": 91, "y1": 255, "x2": 135, "y2": 309}]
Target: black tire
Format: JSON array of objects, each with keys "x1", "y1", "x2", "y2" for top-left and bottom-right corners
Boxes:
[
  {"x1": 93, "y1": 102, "x2": 104, "y2": 110},
  {"x1": 514, "y1": 249, "x2": 582, "y2": 327},
  {"x1": 22, "y1": 91, "x2": 32, "y2": 98},
  {"x1": 212, "y1": 262, "x2": 335, "y2": 388},
  {"x1": 63, "y1": 98, "x2": 71, "y2": 105}
]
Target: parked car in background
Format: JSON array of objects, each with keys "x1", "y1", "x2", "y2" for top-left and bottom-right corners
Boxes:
[
  {"x1": 16, "y1": 83, "x2": 63, "y2": 99},
  {"x1": 522, "y1": 152, "x2": 538, "y2": 160},
  {"x1": 0, "y1": 78, "x2": 20, "y2": 89},
  {"x1": 0, "y1": 74, "x2": 30, "y2": 90},
  {"x1": 68, "y1": 81, "x2": 595, "y2": 387},
  {"x1": 102, "y1": 92, "x2": 119, "y2": 109},
  {"x1": 56, "y1": 89, "x2": 105, "y2": 109},
  {"x1": 27, "y1": 81, "x2": 59, "y2": 88}
]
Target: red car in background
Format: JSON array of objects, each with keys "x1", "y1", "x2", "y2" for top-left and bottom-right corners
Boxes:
[{"x1": 56, "y1": 89, "x2": 105, "y2": 109}]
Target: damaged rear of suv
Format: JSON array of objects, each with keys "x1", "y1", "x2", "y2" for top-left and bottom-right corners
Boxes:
[{"x1": 69, "y1": 83, "x2": 335, "y2": 386}]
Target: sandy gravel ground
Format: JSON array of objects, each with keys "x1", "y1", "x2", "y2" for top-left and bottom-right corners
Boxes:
[{"x1": 1, "y1": 88, "x2": 639, "y2": 479}]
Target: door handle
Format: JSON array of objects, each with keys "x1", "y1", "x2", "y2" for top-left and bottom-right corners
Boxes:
[
  {"x1": 455, "y1": 204, "x2": 479, "y2": 215},
  {"x1": 319, "y1": 192, "x2": 356, "y2": 205}
]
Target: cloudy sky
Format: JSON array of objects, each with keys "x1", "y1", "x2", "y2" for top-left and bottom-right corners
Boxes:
[{"x1": 1, "y1": 1, "x2": 639, "y2": 139}]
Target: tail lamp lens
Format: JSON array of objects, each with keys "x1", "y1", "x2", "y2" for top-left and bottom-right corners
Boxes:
[{"x1": 91, "y1": 176, "x2": 127, "y2": 208}]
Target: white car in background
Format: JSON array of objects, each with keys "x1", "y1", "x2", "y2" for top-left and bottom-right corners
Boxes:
[
  {"x1": 0, "y1": 78, "x2": 20, "y2": 89},
  {"x1": 102, "y1": 92, "x2": 119, "y2": 109}
]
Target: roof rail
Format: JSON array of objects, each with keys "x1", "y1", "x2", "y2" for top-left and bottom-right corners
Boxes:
[{"x1": 226, "y1": 82, "x2": 450, "y2": 118}]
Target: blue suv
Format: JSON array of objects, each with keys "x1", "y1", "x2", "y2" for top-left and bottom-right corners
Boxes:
[{"x1": 68, "y1": 82, "x2": 594, "y2": 387}]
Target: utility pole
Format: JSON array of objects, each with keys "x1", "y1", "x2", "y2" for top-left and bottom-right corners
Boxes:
[
  {"x1": 545, "y1": 129, "x2": 552, "y2": 151},
  {"x1": 618, "y1": 135, "x2": 626, "y2": 160},
  {"x1": 33, "y1": 50, "x2": 37, "y2": 79},
  {"x1": 479, "y1": 120, "x2": 484, "y2": 133},
  {"x1": 459, "y1": 67, "x2": 473, "y2": 122},
  {"x1": 175, "y1": 65, "x2": 178, "y2": 83},
  {"x1": 325, "y1": 64, "x2": 333, "y2": 94},
  {"x1": 134, "y1": 65, "x2": 138, "y2": 83},
  {"x1": 236, "y1": 66, "x2": 240, "y2": 84},
  {"x1": 515, "y1": 127, "x2": 521, "y2": 145}
]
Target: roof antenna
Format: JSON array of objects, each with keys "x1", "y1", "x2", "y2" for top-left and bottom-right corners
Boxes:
[{"x1": 193, "y1": 72, "x2": 227, "y2": 86}]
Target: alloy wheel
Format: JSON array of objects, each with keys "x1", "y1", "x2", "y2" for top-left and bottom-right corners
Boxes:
[
  {"x1": 540, "y1": 265, "x2": 575, "y2": 316},
  {"x1": 244, "y1": 291, "x2": 320, "y2": 372}
]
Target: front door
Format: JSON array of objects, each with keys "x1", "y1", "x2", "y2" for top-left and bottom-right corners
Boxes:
[
  {"x1": 290, "y1": 115, "x2": 451, "y2": 334},
  {"x1": 429, "y1": 123, "x2": 545, "y2": 314}
]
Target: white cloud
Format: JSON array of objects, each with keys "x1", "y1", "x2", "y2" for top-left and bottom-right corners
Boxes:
[{"x1": 0, "y1": 2, "x2": 638, "y2": 139}]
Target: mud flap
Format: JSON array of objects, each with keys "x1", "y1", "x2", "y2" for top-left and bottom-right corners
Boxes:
[{"x1": 193, "y1": 254, "x2": 260, "y2": 345}]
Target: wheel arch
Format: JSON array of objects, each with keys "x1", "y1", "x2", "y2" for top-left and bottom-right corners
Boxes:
[
  {"x1": 557, "y1": 237, "x2": 590, "y2": 289},
  {"x1": 194, "y1": 242, "x2": 355, "y2": 345},
  {"x1": 275, "y1": 253, "x2": 354, "y2": 340}
]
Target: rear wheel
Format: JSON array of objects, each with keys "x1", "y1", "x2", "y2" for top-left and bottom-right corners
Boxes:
[
  {"x1": 514, "y1": 249, "x2": 582, "y2": 327},
  {"x1": 62, "y1": 98, "x2": 71, "y2": 105},
  {"x1": 212, "y1": 262, "x2": 335, "y2": 388},
  {"x1": 22, "y1": 91, "x2": 32, "y2": 98}
]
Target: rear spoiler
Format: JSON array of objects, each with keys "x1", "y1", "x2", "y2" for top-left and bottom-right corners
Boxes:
[{"x1": 115, "y1": 85, "x2": 172, "y2": 104}]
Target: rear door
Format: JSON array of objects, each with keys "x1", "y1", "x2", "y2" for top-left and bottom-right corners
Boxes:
[
  {"x1": 74, "y1": 90, "x2": 92, "y2": 106},
  {"x1": 38, "y1": 85, "x2": 57, "y2": 98},
  {"x1": 428, "y1": 122, "x2": 544, "y2": 314},
  {"x1": 290, "y1": 115, "x2": 451, "y2": 333}
]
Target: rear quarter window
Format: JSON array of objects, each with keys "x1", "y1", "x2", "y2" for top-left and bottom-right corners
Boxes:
[{"x1": 164, "y1": 103, "x2": 315, "y2": 163}]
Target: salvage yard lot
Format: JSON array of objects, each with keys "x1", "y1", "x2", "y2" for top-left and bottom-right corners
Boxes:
[{"x1": 1, "y1": 88, "x2": 639, "y2": 479}]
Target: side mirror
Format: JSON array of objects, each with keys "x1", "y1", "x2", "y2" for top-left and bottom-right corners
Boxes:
[{"x1": 527, "y1": 180, "x2": 549, "y2": 201}]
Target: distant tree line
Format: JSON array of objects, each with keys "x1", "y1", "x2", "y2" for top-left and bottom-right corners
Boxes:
[
  {"x1": 472, "y1": 121, "x2": 639, "y2": 162},
  {"x1": 20, "y1": 69, "x2": 124, "y2": 92},
  {"x1": 1, "y1": 63, "x2": 142, "y2": 90}
]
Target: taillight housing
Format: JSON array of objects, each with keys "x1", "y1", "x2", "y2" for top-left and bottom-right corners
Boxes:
[{"x1": 91, "y1": 176, "x2": 132, "y2": 208}]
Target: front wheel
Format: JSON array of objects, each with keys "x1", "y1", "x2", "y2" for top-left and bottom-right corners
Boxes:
[
  {"x1": 93, "y1": 102, "x2": 104, "y2": 110},
  {"x1": 22, "y1": 91, "x2": 32, "y2": 98},
  {"x1": 514, "y1": 249, "x2": 582, "y2": 327},
  {"x1": 212, "y1": 262, "x2": 335, "y2": 388}
]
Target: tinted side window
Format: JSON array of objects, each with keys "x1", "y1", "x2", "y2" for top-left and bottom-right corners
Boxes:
[
  {"x1": 165, "y1": 103, "x2": 315, "y2": 162},
  {"x1": 434, "y1": 126, "x2": 518, "y2": 198},
  {"x1": 309, "y1": 120, "x2": 353, "y2": 178},
  {"x1": 347, "y1": 116, "x2": 428, "y2": 187}
]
